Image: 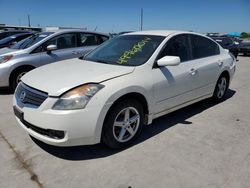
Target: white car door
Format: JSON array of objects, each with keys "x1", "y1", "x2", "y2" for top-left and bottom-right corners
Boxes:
[
  {"x1": 152, "y1": 34, "x2": 200, "y2": 114},
  {"x1": 188, "y1": 34, "x2": 221, "y2": 97}
]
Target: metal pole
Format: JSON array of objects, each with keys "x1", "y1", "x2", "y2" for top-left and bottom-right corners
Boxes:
[
  {"x1": 28, "y1": 14, "x2": 31, "y2": 27},
  {"x1": 140, "y1": 8, "x2": 143, "y2": 31}
]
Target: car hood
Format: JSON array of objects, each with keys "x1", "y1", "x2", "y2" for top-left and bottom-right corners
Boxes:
[
  {"x1": 21, "y1": 58, "x2": 135, "y2": 96},
  {"x1": 0, "y1": 47, "x2": 24, "y2": 56}
]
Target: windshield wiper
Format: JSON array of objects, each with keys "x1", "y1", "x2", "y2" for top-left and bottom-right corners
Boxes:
[
  {"x1": 95, "y1": 59, "x2": 110, "y2": 64},
  {"x1": 85, "y1": 58, "x2": 110, "y2": 64}
]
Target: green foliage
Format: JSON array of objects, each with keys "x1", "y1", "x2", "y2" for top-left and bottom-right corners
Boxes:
[{"x1": 240, "y1": 32, "x2": 250, "y2": 38}]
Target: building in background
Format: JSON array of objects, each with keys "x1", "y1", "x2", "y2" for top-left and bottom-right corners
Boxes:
[
  {"x1": 45, "y1": 26, "x2": 87, "y2": 32},
  {"x1": 0, "y1": 24, "x2": 42, "y2": 32}
]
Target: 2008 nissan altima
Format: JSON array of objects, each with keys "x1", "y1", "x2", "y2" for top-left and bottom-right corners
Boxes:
[{"x1": 13, "y1": 30, "x2": 236, "y2": 149}]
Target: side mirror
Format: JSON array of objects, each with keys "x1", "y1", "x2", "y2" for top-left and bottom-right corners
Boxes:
[
  {"x1": 157, "y1": 56, "x2": 181, "y2": 67},
  {"x1": 46, "y1": 45, "x2": 57, "y2": 53}
]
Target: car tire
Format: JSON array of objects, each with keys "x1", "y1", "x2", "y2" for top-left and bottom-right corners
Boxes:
[
  {"x1": 212, "y1": 74, "x2": 229, "y2": 102},
  {"x1": 102, "y1": 99, "x2": 144, "y2": 149},
  {"x1": 10, "y1": 68, "x2": 32, "y2": 90}
]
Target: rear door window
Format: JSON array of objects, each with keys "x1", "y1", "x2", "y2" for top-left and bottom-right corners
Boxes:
[
  {"x1": 190, "y1": 34, "x2": 220, "y2": 59},
  {"x1": 78, "y1": 33, "x2": 103, "y2": 46}
]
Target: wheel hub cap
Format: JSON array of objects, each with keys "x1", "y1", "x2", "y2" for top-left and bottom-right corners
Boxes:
[
  {"x1": 113, "y1": 107, "x2": 140, "y2": 143},
  {"x1": 217, "y1": 77, "x2": 227, "y2": 98}
]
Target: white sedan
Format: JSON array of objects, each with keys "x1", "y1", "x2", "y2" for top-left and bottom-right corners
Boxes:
[{"x1": 13, "y1": 30, "x2": 236, "y2": 149}]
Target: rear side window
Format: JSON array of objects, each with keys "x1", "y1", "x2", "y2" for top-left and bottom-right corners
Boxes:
[
  {"x1": 190, "y1": 34, "x2": 220, "y2": 59},
  {"x1": 158, "y1": 34, "x2": 191, "y2": 62},
  {"x1": 78, "y1": 33, "x2": 103, "y2": 46}
]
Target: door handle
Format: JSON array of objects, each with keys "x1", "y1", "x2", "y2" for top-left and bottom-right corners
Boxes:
[
  {"x1": 190, "y1": 68, "x2": 197, "y2": 76},
  {"x1": 218, "y1": 61, "x2": 223, "y2": 67}
]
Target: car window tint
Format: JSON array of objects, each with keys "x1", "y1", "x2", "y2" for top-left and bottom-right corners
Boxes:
[
  {"x1": 100, "y1": 35, "x2": 109, "y2": 42},
  {"x1": 44, "y1": 33, "x2": 77, "y2": 50},
  {"x1": 56, "y1": 33, "x2": 77, "y2": 49},
  {"x1": 158, "y1": 34, "x2": 191, "y2": 62},
  {"x1": 190, "y1": 34, "x2": 220, "y2": 59},
  {"x1": 79, "y1": 33, "x2": 102, "y2": 46},
  {"x1": 32, "y1": 33, "x2": 77, "y2": 53}
]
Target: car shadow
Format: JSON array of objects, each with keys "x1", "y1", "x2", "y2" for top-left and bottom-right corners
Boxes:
[
  {"x1": 0, "y1": 87, "x2": 13, "y2": 95},
  {"x1": 32, "y1": 89, "x2": 236, "y2": 161}
]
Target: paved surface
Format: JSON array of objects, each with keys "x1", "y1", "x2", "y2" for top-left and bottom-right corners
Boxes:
[{"x1": 0, "y1": 56, "x2": 250, "y2": 188}]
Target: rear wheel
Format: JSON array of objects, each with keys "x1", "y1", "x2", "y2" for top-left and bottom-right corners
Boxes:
[
  {"x1": 10, "y1": 67, "x2": 32, "y2": 90},
  {"x1": 102, "y1": 99, "x2": 144, "y2": 149},
  {"x1": 212, "y1": 75, "x2": 229, "y2": 102}
]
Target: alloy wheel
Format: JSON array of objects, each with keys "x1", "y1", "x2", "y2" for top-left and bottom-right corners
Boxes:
[
  {"x1": 113, "y1": 107, "x2": 140, "y2": 143},
  {"x1": 217, "y1": 77, "x2": 227, "y2": 98}
]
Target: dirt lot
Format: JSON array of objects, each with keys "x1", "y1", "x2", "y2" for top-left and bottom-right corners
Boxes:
[{"x1": 0, "y1": 56, "x2": 250, "y2": 188}]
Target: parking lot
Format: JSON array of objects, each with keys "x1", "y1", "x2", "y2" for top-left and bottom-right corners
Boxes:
[{"x1": 0, "y1": 56, "x2": 249, "y2": 188}]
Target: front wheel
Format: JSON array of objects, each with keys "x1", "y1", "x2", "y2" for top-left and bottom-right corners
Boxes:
[
  {"x1": 102, "y1": 99, "x2": 144, "y2": 149},
  {"x1": 212, "y1": 75, "x2": 229, "y2": 102}
]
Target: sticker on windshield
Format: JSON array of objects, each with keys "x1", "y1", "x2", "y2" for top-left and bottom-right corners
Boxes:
[{"x1": 118, "y1": 37, "x2": 152, "y2": 64}]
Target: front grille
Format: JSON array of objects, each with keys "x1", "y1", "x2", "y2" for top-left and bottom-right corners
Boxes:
[{"x1": 15, "y1": 82, "x2": 48, "y2": 107}]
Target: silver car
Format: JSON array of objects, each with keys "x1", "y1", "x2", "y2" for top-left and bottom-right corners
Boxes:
[{"x1": 0, "y1": 30, "x2": 109, "y2": 89}]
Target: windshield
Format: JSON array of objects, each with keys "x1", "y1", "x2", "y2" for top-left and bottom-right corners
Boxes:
[
  {"x1": 0, "y1": 36, "x2": 16, "y2": 44},
  {"x1": 10, "y1": 32, "x2": 53, "y2": 49},
  {"x1": 85, "y1": 35, "x2": 164, "y2": 66}
]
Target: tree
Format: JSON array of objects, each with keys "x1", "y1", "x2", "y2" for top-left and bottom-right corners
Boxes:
[{"x1": 240, "y1": 32, "x2": 250, "y2": 38}]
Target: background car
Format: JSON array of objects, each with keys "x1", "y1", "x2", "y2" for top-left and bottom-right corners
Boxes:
[
  {"x1": 238, "y1": 41, "x2": 250, "y2": 56},
  {"x1": 0, "y1": 30, "x2": 32, "y2": 40},
  {"x1": 0, "y1": 30, "x2": 109, "y2": 89},
  {"x1": 13, "y1": 30, "x2": 236, "y2": 149},
  {"x1": 210, "y1": 36, "x2": 239, "y2": 58},
  {"x1": 0, "y1": 33, "x2": 34, "y2": 48}
]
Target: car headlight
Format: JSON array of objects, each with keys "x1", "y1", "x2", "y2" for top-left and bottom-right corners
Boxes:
[
  {"x1": 52, "y1": 84, "x2": 104, "y2": 110},
  {"x1": 0, "y1": 55, "x2": 13, "y2": 64}
]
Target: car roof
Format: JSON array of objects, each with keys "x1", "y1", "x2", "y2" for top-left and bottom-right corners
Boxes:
[
  {"x1": 10, "y1": 33, "x2": 33, "y2": 37},
  {"x1": 0, "y1": 30, "x2": 31, "y2": 33},
  {"x1": 124, "y1": 30, "x2": 197, "y2": 37},
  {"x1": 51, "y1": 29, "x2": 109, "y2": 37}
]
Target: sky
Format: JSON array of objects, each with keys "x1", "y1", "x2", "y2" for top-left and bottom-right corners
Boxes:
[{"x1": 0, "y1": 0, "x2": 249, "y2": 33}]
